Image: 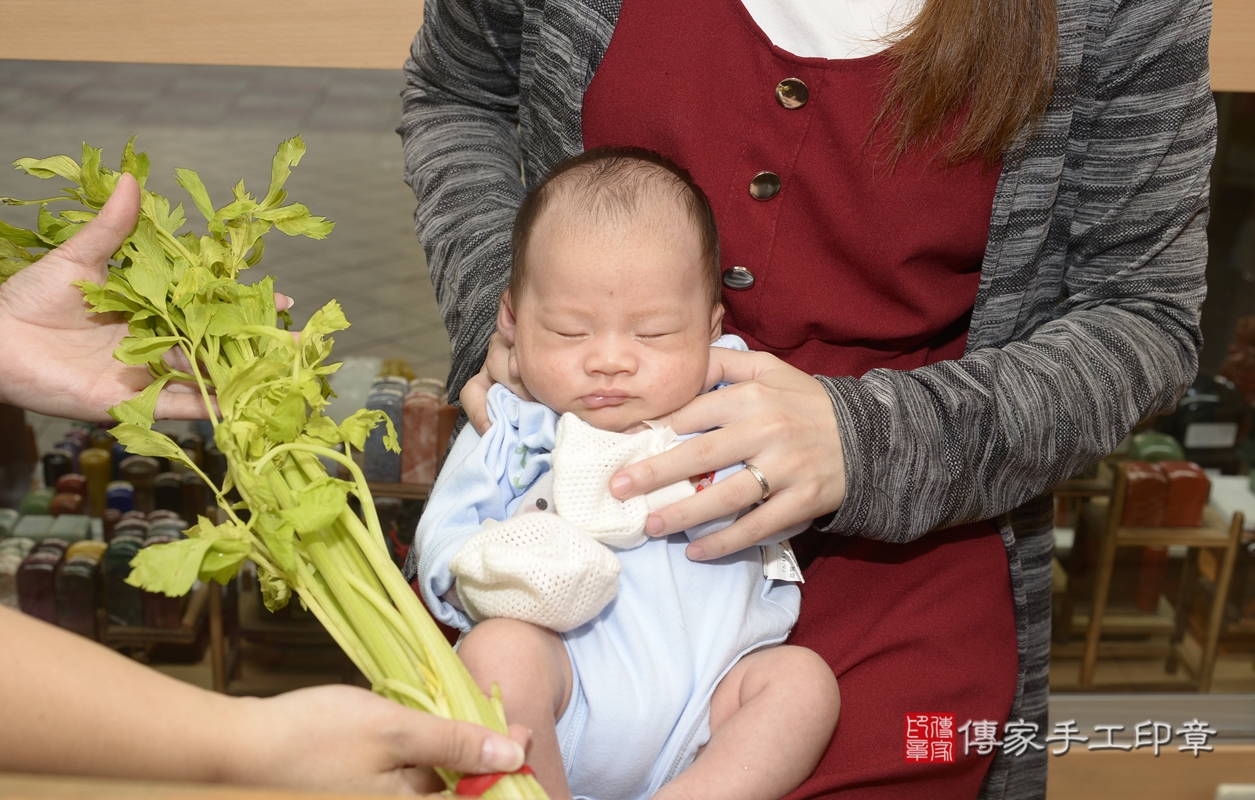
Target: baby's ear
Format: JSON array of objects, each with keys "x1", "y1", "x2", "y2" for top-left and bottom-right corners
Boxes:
[
  {"x1": 497, "y1": 291, "x2": 518, "y2": 343},
  {"x1": 708, "y1": 302, "x2": 725, "y2": 342}
]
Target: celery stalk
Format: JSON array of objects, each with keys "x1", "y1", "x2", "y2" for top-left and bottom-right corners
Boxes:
[{"x1": 0, "y1": 138, "x2": 546, "y2": 800}]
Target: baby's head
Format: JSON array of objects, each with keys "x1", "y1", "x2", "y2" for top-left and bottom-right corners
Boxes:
[{"x1": 500, "y1": 146, "x2": 723, "y2": 433}]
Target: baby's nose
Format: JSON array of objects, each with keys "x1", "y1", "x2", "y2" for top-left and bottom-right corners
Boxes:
[{"x1": 587, "y1": 337, "x2": 637, "y2": 374}]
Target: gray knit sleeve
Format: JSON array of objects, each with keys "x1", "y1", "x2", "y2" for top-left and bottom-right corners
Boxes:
[
  {"x1": 821, "y1": 0, "x2": 1216, "y2": 544},
  {"x1": 399, "y1": 0, "x2": 527, "y2": 402}
]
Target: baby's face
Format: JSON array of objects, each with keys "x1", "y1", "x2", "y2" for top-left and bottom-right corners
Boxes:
[{"x1": 504, "y1": 211, "x2": 721, "y2": 433}]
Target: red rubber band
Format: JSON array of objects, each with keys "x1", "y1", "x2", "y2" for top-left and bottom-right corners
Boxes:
[{"x1": 455, "y1": 764, "x2": 535, "y2": 797}]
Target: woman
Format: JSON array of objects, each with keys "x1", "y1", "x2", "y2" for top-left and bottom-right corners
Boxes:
[
  {"x1": 398, "y1": 0, "x2": 1215, "y2": 796},
  {"x1": 0, "y1": 175, "x2": 530, "y2": 793}
]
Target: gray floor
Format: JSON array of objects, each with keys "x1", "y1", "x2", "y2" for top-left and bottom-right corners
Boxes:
[{"x1": 0, "y1": 59, "x2": 451, "y2": 382}]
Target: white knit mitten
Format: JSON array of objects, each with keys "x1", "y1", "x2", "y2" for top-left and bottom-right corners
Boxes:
[
  {"x1": 449, "y1": 513, "x2": 621, "y2": 632},
  {"x1": 551, "y1": 414, "x2": 695, "y2": 549}
]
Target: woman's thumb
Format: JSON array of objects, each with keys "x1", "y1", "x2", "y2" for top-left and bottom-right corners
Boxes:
[
  {"x1": 410, "y1": 717, "x2": 527, "y2": 774},
  {"x1": 56, "y1": 172, "x2": 140, "y2": 277}
]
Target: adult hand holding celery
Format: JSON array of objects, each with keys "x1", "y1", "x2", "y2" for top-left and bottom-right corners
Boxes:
[{"x1": 0, "y1": 138, "x2": 546, "y2": 799}]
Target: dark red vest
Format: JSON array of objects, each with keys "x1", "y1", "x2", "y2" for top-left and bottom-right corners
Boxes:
[
  {"x1": 581, "y1": 0, "x2": 1019, "y2": 797},
  {"x1": 582, "y1": 0, "x2": 1001, "y2": 379}
]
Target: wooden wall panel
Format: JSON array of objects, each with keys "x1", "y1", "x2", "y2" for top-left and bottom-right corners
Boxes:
[
  {"x1": 1048, "y1": 743, "x2": 1255, "y2": 800},
  {"x1": 1212, "y1": 0, "x2": 1255, "y2": 92},
  {"x1": 0, "y1": 0, "x2": 423, "y2": 70},
  {"x1": 0, "y1": 0, "x2": 1249, "y2": 89}
]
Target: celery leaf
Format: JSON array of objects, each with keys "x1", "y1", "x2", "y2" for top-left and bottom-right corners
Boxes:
[
  {"x1": 260, "y1": 135, "x2": 305, "y2": 210},
  {"x1": 279, "y1": 478, "x2": 350, "y2": 532},
  {"x1": 109, "y1": 373, "x2": 174, "y2": 426},
  {"x1": 126, "y1": 537, "x2": 213, "y2": 597},
  {"x1": 113, "y1": 335, "x2": 181, "y2": 367},
  {"x1": 257, "y1": 564, "x2": 292, "y2": 612},
  {"x1": 12, "y1": 154, "x2": 81, "y2": 182},
  {"x1": 256, "y1": 513, "x2": 298, "y2": 572},
  {"x1": 111, "y1": 423, "x2": 194, "y2": 468}
]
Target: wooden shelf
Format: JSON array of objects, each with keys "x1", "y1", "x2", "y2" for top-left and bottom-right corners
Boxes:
[
  {"x1": 236, "y1": 583, "x2": 337, "y2": 649},
  {"x1": 365, "y1": 482, "x2": 430, "y2": 502},
  {"x1": 232, "y1": 576, "x2": 360, "y2": 688},
  {"x1": 1110, "y1": 506, "x2": 1236, "y2": 547},
  {"x1": 1073, "y1": 463, "x2": 1246, "y2": 691},
  {"x1": 1055, "y1": 476, "x2": 1113, "y2": 499},
  {"x1": 102, "y1": 582, "x2": 208, "y2": 648},
  {"x1": 1068, "y1": 595, "x2": 1178, "y2": 638}
]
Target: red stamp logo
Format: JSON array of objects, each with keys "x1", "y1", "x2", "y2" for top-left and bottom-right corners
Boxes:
[{"x1": 905, "y1": 713, "x2": 956, "y2": 763}]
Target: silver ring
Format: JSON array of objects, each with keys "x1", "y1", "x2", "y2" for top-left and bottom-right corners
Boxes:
[{"x1": 744, "y1": 463, "x2": 770, "y2": 502}]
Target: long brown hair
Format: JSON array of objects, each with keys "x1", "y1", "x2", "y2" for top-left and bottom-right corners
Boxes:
[{"x1": 877, "y1": 0, "x2": 1058, "y2": 165}]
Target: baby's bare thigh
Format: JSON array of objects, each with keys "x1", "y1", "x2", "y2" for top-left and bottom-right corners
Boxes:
[
  {"x1": 709, "y1": 645, "x2": 841, "y2": 733},
  {"x1": 458, "y1": 617, "x2": 574, "y2": 718}
]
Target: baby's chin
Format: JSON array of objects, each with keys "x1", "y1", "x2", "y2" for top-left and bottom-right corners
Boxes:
[{"x1": 564, "y1": 406, "x2": 651, "y2": 434}]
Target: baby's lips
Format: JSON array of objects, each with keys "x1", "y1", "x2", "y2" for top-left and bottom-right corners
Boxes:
[{"x1": 580, "y1": 393, "x2": 630, "y2": 408}]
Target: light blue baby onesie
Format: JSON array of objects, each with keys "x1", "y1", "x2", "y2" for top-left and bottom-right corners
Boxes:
[{"x1": 414, "y1": 336, "x2": 801, "y2": 800}]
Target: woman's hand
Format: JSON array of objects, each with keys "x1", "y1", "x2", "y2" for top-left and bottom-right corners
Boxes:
[
  {"x1": 0, "y1": 173, "x2": 291, "y2": 421},
  {"x1": 231, "y1": 685, "x2": 530, "y2": 795},
  {"x1": 610, "y1": 347, "x2": 848, "y2": 561},
  {"x1": 0, "y1": 604, "x2": 526, "y2": 794},
  {"x1": 461, "y1": 330, "x2": 534, "y2": 434},
  {"x1": 0, "y1": 173, "x2": 198, "y2": 420}
]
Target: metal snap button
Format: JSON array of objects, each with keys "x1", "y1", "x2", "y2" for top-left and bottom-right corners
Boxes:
[
  {"x1": 775, "y1": 78, "x2": 809, "y2": 109},
  {"x1": 749, "y1": 171, "x2": 781, "y2": 200},
  {"x1": 722, "y1": 266, "x2": 756, "y2": 290}
]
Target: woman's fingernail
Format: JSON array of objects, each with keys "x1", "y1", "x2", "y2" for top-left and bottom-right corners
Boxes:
[
  {"x1": 687, "y1": 543, "x2": 705, "y2": 561},
  {"x1": 482, "y1": 737, "x2": 526, "y2": 772},
  {"x1": 646, "y1": 515, "x2": 664, "y2": 536},
  {"x1": 610, "y1": 475, "x2": 631, "y2": 497},
  {"x1": 280, "y1": 294, "x2": 295, "y2": 309}
]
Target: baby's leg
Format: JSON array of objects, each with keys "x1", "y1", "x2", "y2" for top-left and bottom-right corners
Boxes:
[
  {"x1": 457, "y1": 618, "x2": 575, "y2": 799},
  {"x1": 654, "y1": 645, "x2": 840, "y2": 800}
]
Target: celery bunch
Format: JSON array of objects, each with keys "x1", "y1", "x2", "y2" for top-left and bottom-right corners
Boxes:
[{"x1": 0, "y1": 138, "x2": 545, "y2": 799}]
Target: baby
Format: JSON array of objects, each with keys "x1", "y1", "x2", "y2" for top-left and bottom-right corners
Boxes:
[{"x1": 414, "y1": 147, "x2": 839, "y2": 800}]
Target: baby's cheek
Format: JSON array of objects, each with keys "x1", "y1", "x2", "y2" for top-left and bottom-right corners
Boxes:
[
  {"x1": 527, "y1": 358, "x2": 580, "y2": 409},
  {"x1": 545, "y1": 358, "x2": 579, "y2": 387},
  {"x1": 673, "y1": 353, "x2": 709, "y2": 393},
  {"x1": 652, "y1": 366, "x2": 703, "y2": 415}
]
